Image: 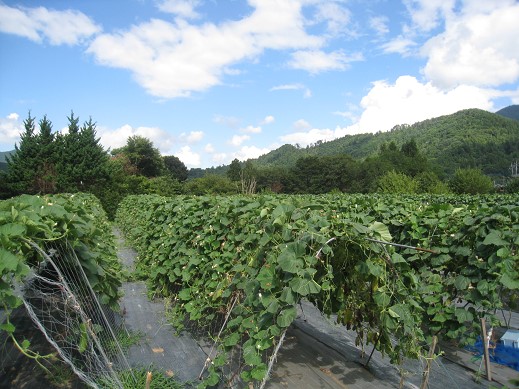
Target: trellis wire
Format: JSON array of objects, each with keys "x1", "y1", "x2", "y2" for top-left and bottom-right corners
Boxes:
[{"x1": 21, "y1": 239, "x2": 135, "y2": 388}]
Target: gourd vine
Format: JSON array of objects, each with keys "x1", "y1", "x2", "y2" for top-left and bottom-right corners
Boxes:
[{"x1": 116, "y1": 193, "x2": 519, "y2": 387}]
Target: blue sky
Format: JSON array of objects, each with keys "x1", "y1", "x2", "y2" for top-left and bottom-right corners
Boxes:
[{"x1": 1, "y1": 0, "x2": 518, "y2": 168}]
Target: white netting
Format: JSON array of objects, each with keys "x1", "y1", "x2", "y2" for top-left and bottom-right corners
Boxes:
[{"x1": 21, "y1": 240, "x2": 135, "y2": 389}]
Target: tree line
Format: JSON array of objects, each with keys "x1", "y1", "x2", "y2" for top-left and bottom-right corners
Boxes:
[{"x1": 1, "y1": 113, "x2": 517, "y2": 219}]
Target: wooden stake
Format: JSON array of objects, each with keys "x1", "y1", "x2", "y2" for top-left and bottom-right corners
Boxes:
[
  {"x1": 480, "y1": 318, "x2": 492, "y2": 382},
  {"x1": 145, "y1": 371, "x2": 152, "y2": 389},
  {"x1": 420, "y1": 335, "x2": 437, "y2": 389}
]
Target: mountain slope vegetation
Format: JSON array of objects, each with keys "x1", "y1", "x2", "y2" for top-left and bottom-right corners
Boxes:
[
  {"x1": 253, "y1": 108, "x2": 519, "y2": 176},
  {"x1": 496, "y1": 104, "x2": 519, "y2": 121}
]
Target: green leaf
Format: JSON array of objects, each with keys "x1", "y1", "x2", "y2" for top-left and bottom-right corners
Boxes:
[
  {"x1": 277, "y1": 249, "x2": 303, "y2": 274},
  {"x1": 496, "y1": 247, "x2": 510, "y2": 258},
  {"x1": 289, "y1": 276, "x2": 321, "y2": 296},
  {"x1": 0, "y1": 249, "x2": 19, "y2": 273},
  {"x1": 373, "y1": 290, "x2": 391, "y2": 307},
  {"x1": 369, "y1": 221, "x2": 392, "y2": 242},
  {"x1": 389, "y1": 304, "x2": 413, "y2": 327},
  {"x1": 224, "y1": 332, "x2": 241, "y2": 347},
  {"x1": 78, "y1": 323, "x2": 88, "y2": 353},
  {"x1": 205, "y1": 371, "x2": 220, "y2": 386},
  {"x1": 257, "y1": 266, "x2": 275, "y2": 290},
  {"x1": 251, "y1": 363, "x2": 267, "y2": 380},
  {"x1": 390, "y1": 252, "x2": 406, "y2": 264},
  {"x1": 0, "y1": 322, "x2": 15, "y2": 334},
  {"x1": 454, "y1": 308, "x2": 474, "y2": 323},
  {"x1": 280, "y1": 287, "x2": 296, "y2": 304},
  {"x1": 268, "y1": 325, "x2": 281, "y2": 336},
  {"x1": 500, "y1": 273, "x2": 519, "y2": 289},
  {"x1": 482, "y1": 230, "x2": 508, "y2": 247},
  {"x1": 276, "y1": 306, "x2": 297, "y2": 327},
  {"x1": 453, "y1": 275, "x2": 471, "y2": 290},
  {"x1": 243, "y1": 345, "x2": 262, "y2": 366},
  {"x1": 227, "y1": 315, "x2": 243, "y2": 328},
  {"x1": 178, "y1": 288, "x2": 191, "y2": 301},
  {"x1": 366, "y1": 259, "x2": 384, "y2": 277},
  {"x1": 0, "y1": 223, "x2": 26, "y2": 237}
]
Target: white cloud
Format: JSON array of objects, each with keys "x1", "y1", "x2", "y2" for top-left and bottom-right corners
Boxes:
[
  {"x1": 229, "y1": 134, "x2": 250, "y2": 147},
  {"x1": 240, "y1": 125, "x2": 262, "y2": 134},
  {"x1": 232, "y1": 145, "x2": 273, "y2": 161},
  {"x1": 280, "y1": 127, "x2": 338, "y2": 147},
  {"x1": 281, "y1": 75, "x2": 497, "y2": 146},
  {"x1": 156, "y1": 0, "x2": 201, "y2": 19},
  {"x1": 176, "y1": 145, "x2": 201, "y2": 167},
  {"x1": 381, "y1": 36, "x2": 417, "y2": 55},
  {"x1": 313, "y1": 2, "x2": 352, "y2": 36},
  {"x1": 213, "y1": 115, "x2": 240, "y2": 129},
  {"x1": 404, "y1": 0, "x2": 456, "y2": 32},
  {"x1": 293, "y1": 119, "x2": 311, "y2": 131},
  {"x1": 421, "y1": 2, "x2": 519, "y2": 89},
  {"x1": 270, "y1": 83, "x2": 311, "y2": 98},
  {"x1": 0, "y1": 5, "x2": 100, "y2": 45},
  {"x1": 211, "y1": 152, "x2": 228, "y2": 164},
  {"x1": 179, "y1": 130, "x2": 204, "y2": 143},
  {"x1": 288, "y1": 50, "x2": 363, "y2": 74},
  {"x1": 261, "y1": 115, "x2": 275, "y2": 125},
  {"x1": 204, "y1": 143, "x2": 215, "y2": 153},
  {"x1": 87, "y1": 1, "x2": 324, "y2": 98},
  {"x1": 0, "y1": 113, "x2": 22, "y2": 149},
  {"x1": 98, "y1": 124, "x2": 175, "y2": 153},
  {"x1": 369, "y1": 16, "x2": 389, "y2": 36},
  {"x1": 342, "y1": 75, "x2": 494, "y2": 134}
]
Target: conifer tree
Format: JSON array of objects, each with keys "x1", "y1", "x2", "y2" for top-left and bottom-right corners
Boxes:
[
  {"x1": 56, "y1": 113, "x2": 109, "y2": 191},
  {"x1": 34, "y1": 115, "x2": 57, "y2": 193},
  {"x1": 6, "y1": 112, "x2": 39, "y2": 194},
  {"x1": 77, "y1": 117, "x2": 110, "y2": 188},
  {"x1": 56, "y1": 111, "x2": 82, "y2": 191}
]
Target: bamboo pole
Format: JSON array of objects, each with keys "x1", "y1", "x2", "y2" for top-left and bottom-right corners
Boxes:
[
  {"x1": 145, "y1": 371, "x2": 152, "y2": 389},
  {"x1": 480, "y1": 318, "x2": 492, "y2": 382},
  {"x1": 420, "y1": 336, "x2": 438, "y2": 389}
]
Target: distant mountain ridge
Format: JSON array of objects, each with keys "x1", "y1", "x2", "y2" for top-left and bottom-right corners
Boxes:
[
  {"x1": 496, "y1": 105, "x2": 519, "y2": 121},
  {"x1": 0, "y1": 150, "x2": 13, "y2": 172},
  {"x1": 252, "y1": 107, "x2": 519, "y2": 176}
]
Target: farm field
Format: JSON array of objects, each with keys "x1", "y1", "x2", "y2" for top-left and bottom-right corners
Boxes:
[
  {"x1": 116, "y1": 193, "x2": 519, "y2": 387},
  {"x1": 2, "y1": 192, "x2": 518, "y2": 388}
]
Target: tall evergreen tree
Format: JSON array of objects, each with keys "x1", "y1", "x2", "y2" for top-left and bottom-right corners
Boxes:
[
  {"x1": 56, "y1": 111, "x2": 82, "y2": 191},
  {"x1": 76, "y1": 117, "x2": 110, "y2": 189},
  {"x1": 226, "y1": 158, "x2": 242, "y2": 181},
  {"x1": 6, "y1": 112, "x2": 39, "y2": 194},
  {"x1": 34, "y1": 115, "x2": 57, "y2": 193}
]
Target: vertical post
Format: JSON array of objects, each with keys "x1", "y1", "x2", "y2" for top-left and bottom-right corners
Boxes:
[
  {"x1": 420, "y1": 335, "x2": 437, "y2": 389},
  {"x1": 480, "y1": 318, "x2": 492, "y2": 382},
  {"x1": 145, "y1": 371, "x2": 152, "y2": 389}
]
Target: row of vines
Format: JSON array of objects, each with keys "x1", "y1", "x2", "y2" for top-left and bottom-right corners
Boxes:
[
  {"x1": 0, "y1": 193, "x2": 123, "y2": 355},
  {"x1": 116, "y1": 193, "x2": 519, "y2": 386}
]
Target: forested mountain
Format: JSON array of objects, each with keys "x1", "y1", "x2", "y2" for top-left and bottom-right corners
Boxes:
[
  {"x1": 0, "y1": 150, "x2": 13, "y2": 171},
  {"x1": 496, "y1": 104, "x2": 519, "y2": 121},
  {"x1": 253, "y1": 108, "x2": 519, "y2": 176}
]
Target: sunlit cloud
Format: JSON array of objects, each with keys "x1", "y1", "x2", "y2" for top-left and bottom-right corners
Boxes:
[
  {"x1": 270, "y1": 83, "x2": 311, "y2": 98},
  {"x1": 0, "y1": 4, "x2": 100, "y2": 45}
]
